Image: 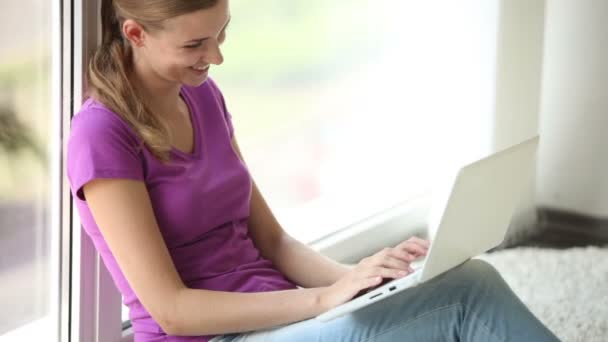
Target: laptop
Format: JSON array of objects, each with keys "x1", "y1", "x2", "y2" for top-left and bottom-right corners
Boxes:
[{"x1": 316, "y1": 135, "x2": 539, "y2": 322}]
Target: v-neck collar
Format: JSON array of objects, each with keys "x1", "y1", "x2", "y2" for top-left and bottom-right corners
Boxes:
[{"x1": 171, "y1": 86, "x2": 202, "y2": 159}]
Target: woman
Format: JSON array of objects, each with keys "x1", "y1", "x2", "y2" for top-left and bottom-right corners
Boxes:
[{"x1": 67, "y1": 0, "x2": 560, "y2": 341}]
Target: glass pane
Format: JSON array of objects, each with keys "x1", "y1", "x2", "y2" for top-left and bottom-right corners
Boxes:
[
  {"x1": 0, "y1": 0, "x2": 59, "y2": 340},
  {"x1": 213, "y1": 0, "x2": 498, "y2": 242}
]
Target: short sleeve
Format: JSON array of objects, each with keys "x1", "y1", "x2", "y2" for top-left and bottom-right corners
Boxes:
[
  {"x1": 206, "y1": 78, "x2": 235, "y2": 138},
  {"x1": 67, "y1": 107, "x2": 144, "y2": 201}
]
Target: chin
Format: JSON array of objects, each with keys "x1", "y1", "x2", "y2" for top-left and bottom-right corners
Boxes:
[{"x1": 182, "y1": 75, "x2": 209, "y2": 87}]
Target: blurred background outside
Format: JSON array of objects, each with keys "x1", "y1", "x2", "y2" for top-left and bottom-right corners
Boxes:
[{"x1": 0, "y1": 0, "x2": 57, "y2": 337}]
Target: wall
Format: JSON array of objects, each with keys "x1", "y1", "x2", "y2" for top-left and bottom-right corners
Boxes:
[
  {"x1": 536, "y1": 0, "x2": 608, "y2": 218},
  {"x1": 493, "y1": 0, "x2": 546, "y2": 242}
]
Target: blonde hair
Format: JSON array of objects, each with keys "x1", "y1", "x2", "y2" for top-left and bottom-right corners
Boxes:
[{"x1": 87, "y1": 0, "x2": 219, "y2": 161}]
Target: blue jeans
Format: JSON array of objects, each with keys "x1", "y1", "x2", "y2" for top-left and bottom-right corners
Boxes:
[{"x1": 214, "y1": 259, "x2": 559, "y2": 341}]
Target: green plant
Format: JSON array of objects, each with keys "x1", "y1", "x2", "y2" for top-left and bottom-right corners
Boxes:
[{"x1": 0, "y1": 105, "x2": 45, "y2": 164}]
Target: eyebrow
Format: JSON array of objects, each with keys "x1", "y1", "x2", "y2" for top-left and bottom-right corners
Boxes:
[{"x1": 184, "y1": 17, "x2": 231, "y2": 44}]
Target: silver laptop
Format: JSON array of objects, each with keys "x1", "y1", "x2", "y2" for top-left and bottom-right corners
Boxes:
[{"x1": 316, "y1": 135, "x2": 539, "y2": 322}]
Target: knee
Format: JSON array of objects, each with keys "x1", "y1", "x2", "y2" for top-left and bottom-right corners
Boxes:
[
  {"x1": 443, "y1": 259, "x2": 525, "y2": 314},
  {"x1": 461, "y1": 259, "x2": 499, "y2": 276},
  {"x1": 449, "y1": 259, "x2": 504, "y2": 290}
]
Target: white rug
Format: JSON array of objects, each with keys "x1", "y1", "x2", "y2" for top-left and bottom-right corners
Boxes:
[{"x1": 478, "y1": 246, "x2": 608, "y2": 342}]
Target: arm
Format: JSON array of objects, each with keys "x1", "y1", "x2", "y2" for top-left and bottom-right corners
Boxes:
[
  {"x1": 230, "y1": 138, "x2": 351, "y2": 288},
  {"x1": 84, "y1": 179, "x2": 328, "y2": 336}
]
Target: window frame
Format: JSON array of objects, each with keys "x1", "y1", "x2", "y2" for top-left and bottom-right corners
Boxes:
[
  {"x1": 67, "y1": 0, "x2": 124, "y2": 341},
  {"x1": 60, "y1": 0, "x2": 72, "y2": 340}
]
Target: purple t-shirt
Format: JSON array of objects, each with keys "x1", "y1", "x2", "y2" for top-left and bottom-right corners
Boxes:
[{"x1": 67, "y1": 78, "x2": 297, "y2": 342}]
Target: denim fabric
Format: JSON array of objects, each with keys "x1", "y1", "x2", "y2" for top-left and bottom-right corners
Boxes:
[{"x1": 214, "y1": 260, "x2": 559, "y2": 342}]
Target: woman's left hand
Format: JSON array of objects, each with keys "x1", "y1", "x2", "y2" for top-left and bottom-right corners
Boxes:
[{"x1": 394, "y1": 236, "x2": 430, "y2": 261}]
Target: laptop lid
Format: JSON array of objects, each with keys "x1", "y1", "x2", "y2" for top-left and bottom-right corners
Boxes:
[{"x1": 418, "y1": 135, "x2": 539, "y2": 283}]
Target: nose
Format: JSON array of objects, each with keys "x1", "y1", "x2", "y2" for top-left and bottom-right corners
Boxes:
[{"x1": 205, "y1": 39, "x2": 224, "y2": 66}]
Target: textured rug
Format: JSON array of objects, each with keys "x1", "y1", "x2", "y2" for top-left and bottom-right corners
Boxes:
[{"x1": 478, "y1": 246, "x2": 608, "y2": 342}]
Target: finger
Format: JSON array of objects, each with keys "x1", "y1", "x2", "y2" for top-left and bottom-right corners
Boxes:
[
  {"x1": 385, "y1": 256, "x2": 415, "y2": 273},
  {"x1": 397, "y1": 236, "x2": 430, "y2": 250},
  {"x1": 397, "y1": 241, "x2": 428, "y2": 257},
  {"x1": 395, "y1": 240, "x2": 427, "y2": 255},
  {"x1": 343, "y1": 276, "x2": 384, "y2": 302},
  {"x1": 408, "y1": 236, "x2": 431, "y2": 249},
  {"x1": 390, "y1": 248, "x2": 417, "y2": 262},
  {"x1": 375, "y1": 253, "x2": 412, "y2": 271},
  {"x1": 410, "y1": 236, "x2": 431, "y2": 247},
  {"x1": 367, "y1": 266, "x2": 410, "y2": 280},
  {"x1": 370, "y1": 248, "x2": 411, "y2": 265}
]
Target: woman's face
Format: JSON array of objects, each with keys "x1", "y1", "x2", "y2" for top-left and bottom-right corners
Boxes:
[{"x1": 132, "y1": 0, "x2": 230, "y2": 87}]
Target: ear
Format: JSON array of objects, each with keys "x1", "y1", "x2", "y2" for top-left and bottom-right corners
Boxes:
[{"x1": 122, "y1": 19, "x2": 147, "y2": 47}]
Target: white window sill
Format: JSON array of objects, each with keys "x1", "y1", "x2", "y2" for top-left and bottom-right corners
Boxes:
[
  {"x1": 310, "y1": 193, "x2": 431, "y2": 262},
  {"x1": 0, "y1": 317, "x2": 56, "y2": 342},
  {"x1": 121, "y1": 327, "x2": 134, "y2": 342}
]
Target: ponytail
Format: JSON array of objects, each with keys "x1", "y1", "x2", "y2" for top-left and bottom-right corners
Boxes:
[
  {"x1": 87, "y1": 0, "x2": 172, "y2": 162},
  {"x1": 101, "y1": 0, "x2": 122, "y2": 46}
]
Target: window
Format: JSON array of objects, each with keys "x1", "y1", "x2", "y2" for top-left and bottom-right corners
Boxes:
[
  {"x1": 0, "y1": 0, "x2": 62, "y2": 340},
  {"x1": 213, "y1": 0, "x2": 499, "y2": 243}
]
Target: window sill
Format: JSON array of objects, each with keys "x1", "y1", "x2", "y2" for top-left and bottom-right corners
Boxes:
[
  {"x1": 0, "y1": 317, "x2": 56, "y2": 342},
  {"x1": 121, "y1": 326, "x2": 134, "y2": 342},
  {"x1": 310, "y1": 193, "x2": 431, "y2": 263}
]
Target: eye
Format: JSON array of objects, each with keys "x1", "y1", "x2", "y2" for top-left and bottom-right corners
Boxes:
[{"x1": 184, "y1": 42, "x2": 202, "y2": 49}]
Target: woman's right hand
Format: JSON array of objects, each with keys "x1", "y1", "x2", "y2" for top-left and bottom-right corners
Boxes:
[{"x1": 318, "y1": 236, "x2": 430, "y2": 311}]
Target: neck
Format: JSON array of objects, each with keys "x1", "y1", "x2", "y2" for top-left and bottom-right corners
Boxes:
[{"x1": 131, "y1": 54, "x2": 182, "y2": 116}]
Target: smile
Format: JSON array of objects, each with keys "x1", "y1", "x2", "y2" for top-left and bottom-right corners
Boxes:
[{"x1": 191, "y1": 65, "x2": 209, "y2": 72}]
